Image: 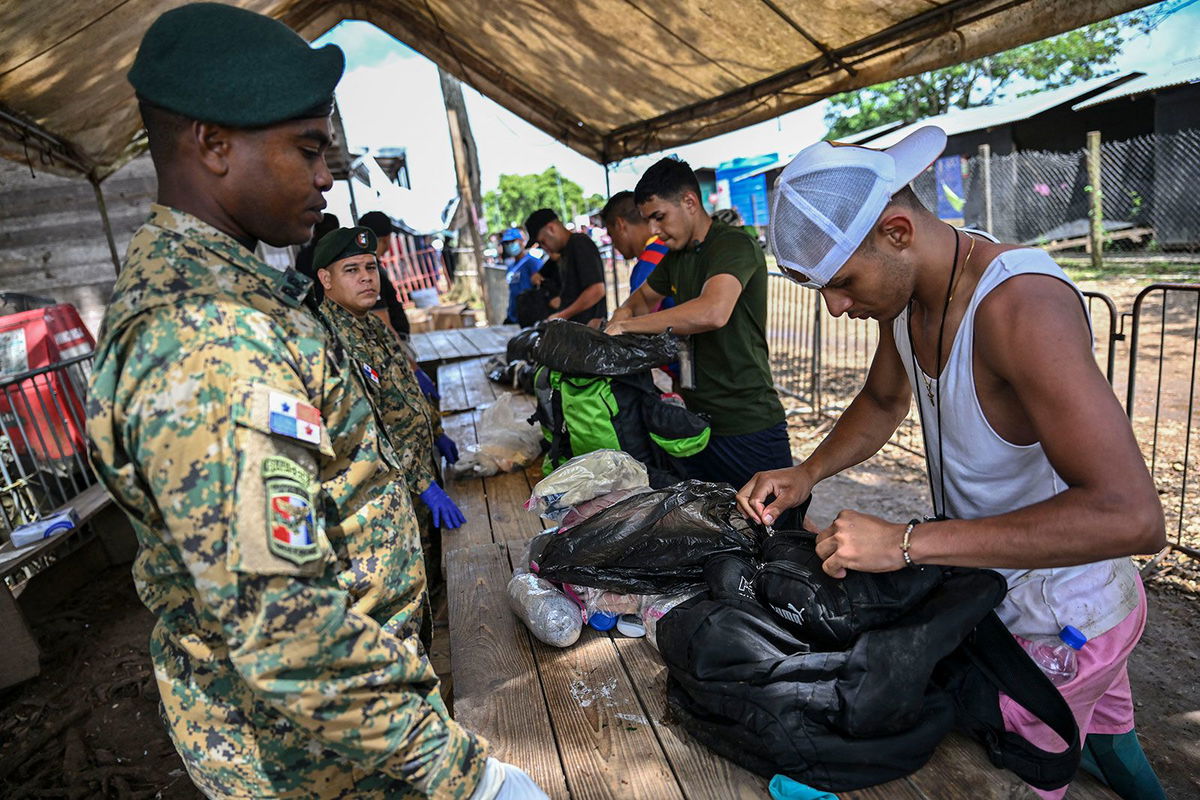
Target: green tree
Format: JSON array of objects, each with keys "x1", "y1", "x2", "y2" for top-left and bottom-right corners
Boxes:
[
  {"x1": 823, "y1": 7, "x2": 1172, "y2": 139},
  {"x1": 482, "y1": 167, "x2": 604, "y2": 233}
]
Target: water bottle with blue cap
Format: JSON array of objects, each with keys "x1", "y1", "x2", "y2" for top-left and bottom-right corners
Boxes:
[{"x1": 1022, "y1": 625, "x2": 1087, "y2": 686}]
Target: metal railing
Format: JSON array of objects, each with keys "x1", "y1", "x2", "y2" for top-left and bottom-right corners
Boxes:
[
  {"x1": 1124, "y1": 284, "x2": 1200, "y2": 561},
  {"x1": 0, "y1": 353, "x2": 96, "y2": 538}
]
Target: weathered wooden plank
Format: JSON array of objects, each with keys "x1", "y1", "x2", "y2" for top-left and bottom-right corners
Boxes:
[
  {"x1": 483, "y1": 470, "x2": 542, "y2": 545},
  {"x1": 441, "y1": 413, "x2": 493, "y2": 549},
  {"x1": 462, "y1": 358, "x2": 498, "y2": 409},
  {"x1": 530, "y1": 628, "x2": 684, "y2": 800},
  {"x1": 908, "y1": 731, "x2": 1117, "y2": 800},
  {"x1": 446, "y1": 331, "x2": 482, "y2": 357},
  {"x1": 447, "y1": 543, "x2": 570, "y2": 800},
  {"x1": 437, "y1": 360, "x2": 470, "y2": 414},
  {"x1": 411, "y1": 332, "x2": 439, "y2": 364},
  {"x1": 428, "y1": 330, "x2": 465, "y2": 359},
  {"x1": 611, "y1": 637, "x2": 768, "y2": 800}
]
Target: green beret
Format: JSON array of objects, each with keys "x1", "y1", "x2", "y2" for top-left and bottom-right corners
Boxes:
[
  {"x1": 313, "y1": 227, "x2": 377, "y2": 272},
  {"x1": 129, "y1": 3, "x2": 344, "y2": 127}
]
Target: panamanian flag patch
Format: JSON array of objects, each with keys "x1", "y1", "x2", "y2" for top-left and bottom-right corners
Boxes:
[
  {"x1": 268, "y1": 391, "x2": 322, "y2": 445},
  {"x1": 361, "y1": 362, "x2": 381, "y2": 386}
]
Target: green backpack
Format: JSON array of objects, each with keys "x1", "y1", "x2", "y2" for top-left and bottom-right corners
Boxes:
[{"x1": 532, "y1": 366, "x2": 710, "y2": 487}]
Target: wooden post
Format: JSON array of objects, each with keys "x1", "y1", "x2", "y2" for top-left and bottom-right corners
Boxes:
[
  {"x1": 1087, "y1": 130, "x2": 1104, "y2": 270},
  {"x1": 978, "y1": 144, "x2": 993, "y2": 236},
  {"x1": 90, "y1": 175, "x2": 121, "y2": 275},
  {"x1": 331, "y1": 102, "x2": 360, "y2": 223},
  {"x1": 439, "y1": 69, "x2": 490, "y2": 322}
]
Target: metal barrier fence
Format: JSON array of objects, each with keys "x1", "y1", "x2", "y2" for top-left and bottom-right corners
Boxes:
[
  {"x1": 0, "y1": 353, "x2": 96, "y2": 539},
  {"x1": 769, "y1": 274, "x2": 1200, "y2": 562},
  {"x1": 1124, "y1": 285, "x2": 1200, "y2": 561},
  {"x1": 380, "y1": 233, "x2": 450, "y2": 305}
]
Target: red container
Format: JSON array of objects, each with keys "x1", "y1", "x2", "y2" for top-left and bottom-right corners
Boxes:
[{"x1": 0, "y1": 305, "x2": 94, "y2": 461}]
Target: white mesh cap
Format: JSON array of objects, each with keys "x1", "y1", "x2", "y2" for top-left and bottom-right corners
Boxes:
[{"x1": 768, "y1": 126, "x2": 948, "y2": 288}]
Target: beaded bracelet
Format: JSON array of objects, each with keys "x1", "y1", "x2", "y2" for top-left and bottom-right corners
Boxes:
[{"x1": 901, "y1": 518, "x2": 921, "y2": 569}]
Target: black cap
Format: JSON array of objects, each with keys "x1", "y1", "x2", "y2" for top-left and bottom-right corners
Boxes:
[
  {"x1": 129, "y1": 3, "x2": 345, "y2": 127},
  {"x1": 523, "y1": 208, "x2": 558, "y2": 244},
  {"x1": 358, "y1": 211, "x2": 394, "y2": 238},
  {"x1": 313, "y1": 227, "x2": 377, "y2": 272}
]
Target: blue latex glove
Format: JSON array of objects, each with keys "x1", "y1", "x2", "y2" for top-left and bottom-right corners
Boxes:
[
  {"x1": 419, "y1": 483, "x2": 466, "y2": 529},
  {"x1": 435, "y1": 433, "x2": 460, "y2": 464},
  {"x1": 769, "y1": 775, "x2": 837, "y2": 800},
  {"x1": 415, "y1": 367, "x2": 439, "y2": 400}
]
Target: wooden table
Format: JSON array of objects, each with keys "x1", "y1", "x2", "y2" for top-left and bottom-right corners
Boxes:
[
  {"x1": 412, "y1": 324, "x2": 519, "y2": 365},
  {"x1": 438, "y1": 360, "x2": 1116, "y2": 800}
]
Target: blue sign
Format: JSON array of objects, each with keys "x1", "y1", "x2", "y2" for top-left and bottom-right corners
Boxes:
[
  {"x1": 934, "y1": 155, "x2": 966, "y2": 222},
  {"x1": 716, "y1": 154, "x2": 776, "y2": 227}
]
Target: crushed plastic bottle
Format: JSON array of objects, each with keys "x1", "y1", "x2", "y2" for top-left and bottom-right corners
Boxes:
[
  {"x1": 1022, "y1": 625, "x2": 1088, "y2": 686},
  {"x1": 507, "y1": 568, "x2": 583, "y2": 648}
]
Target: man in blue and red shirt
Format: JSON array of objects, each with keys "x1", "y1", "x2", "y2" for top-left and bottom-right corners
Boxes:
[{"x1": 601, "y1": 191, "x2": 674, "y2": 310}]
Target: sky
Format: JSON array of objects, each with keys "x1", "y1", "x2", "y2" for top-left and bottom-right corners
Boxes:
[{"x1": 314, "y1": 1, "x2": 1200, "y2": 226}]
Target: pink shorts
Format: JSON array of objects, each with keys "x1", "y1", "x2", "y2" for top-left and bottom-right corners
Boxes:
[{"x1": 999, "y1": 577, "x2": 1147, "y2": 800}]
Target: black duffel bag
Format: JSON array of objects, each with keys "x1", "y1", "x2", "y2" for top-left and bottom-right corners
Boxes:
[{"x1": 658, "y1": 534, "x2": 1081, "y2": 793}]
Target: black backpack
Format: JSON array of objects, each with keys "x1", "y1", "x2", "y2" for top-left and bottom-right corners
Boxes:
[
  {"x1": 658, "y1": 533, "x2": 1081, "y2": 793},
  {"x1": 515, "y1": 286, "x2": 554, "y2": 327}
]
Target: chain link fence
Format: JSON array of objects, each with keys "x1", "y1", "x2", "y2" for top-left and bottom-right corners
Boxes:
[{"x1": 913, "y1": 129, "x2": 1200, "y2": 252}]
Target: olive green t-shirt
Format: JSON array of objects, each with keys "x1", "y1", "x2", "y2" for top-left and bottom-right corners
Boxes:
[{"x1": 646, "y1": 220, "x2": 784, "y2": 436}]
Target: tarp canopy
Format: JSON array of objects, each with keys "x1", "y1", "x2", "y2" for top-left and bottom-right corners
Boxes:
[{"x1": 0, "y1": 0, "x2": 1150, "y2": 180}]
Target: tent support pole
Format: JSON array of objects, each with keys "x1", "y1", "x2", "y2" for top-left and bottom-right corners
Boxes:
[
  {"x1": 90, "y1": 175, "x2": 121, "y2": 275},
  {"x1": 604, "y1": 162, "x2": 611, "y2": 198}
]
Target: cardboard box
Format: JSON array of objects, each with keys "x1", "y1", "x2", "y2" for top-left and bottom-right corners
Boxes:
[
  {"x1": 431, "y1": 303, "x2": 468, "y2": 330},
  {"x1": 405, "y1": 307, "x2": 432, "y2": 334}
]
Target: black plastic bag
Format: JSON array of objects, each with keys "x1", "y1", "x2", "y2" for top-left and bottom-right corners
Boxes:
[
  {"x1": 485, "y1": 357, "x2": 536, "y2": 394},
  {"x1": 506, "y1": 319, "x2": 678, "y2": 376},
  {"x1": 529, "y1": 480, "x2": 767, "y2": 594}
]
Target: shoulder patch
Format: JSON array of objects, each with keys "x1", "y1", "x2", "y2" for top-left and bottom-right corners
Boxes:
[
  {"x1": 268, "y1": 390, "x2": 323, "y2": 445},
  {"x1": 263, "y1": 456, "x2": 321, "y2": 565}
]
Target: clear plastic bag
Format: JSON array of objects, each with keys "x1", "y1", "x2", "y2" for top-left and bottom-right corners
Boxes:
[
  {"x1": 640, "y1": 590, "x2": 704, "y2": 650},
  {"x1": 450, "y1": 394, "x2": 543, "y2": 478},
  {"x1": 525, "y1": 449, "x2": 650, "y2": 521},
  {"x1": 507, "y1": 568, "x2": 583, "y2": 648}
]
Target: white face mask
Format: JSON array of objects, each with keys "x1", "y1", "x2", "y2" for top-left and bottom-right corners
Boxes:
[{"x1": 503, "y1": 241, "x2": 523, "y2": 257}]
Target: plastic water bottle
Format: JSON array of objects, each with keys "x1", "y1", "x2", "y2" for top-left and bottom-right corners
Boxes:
[
  {"x1": 1023, "y1": 625, "x2": 1088, "y2": 686},
  {"x1": 507, "y1": 569, "x2": 583, "y2": 648}
]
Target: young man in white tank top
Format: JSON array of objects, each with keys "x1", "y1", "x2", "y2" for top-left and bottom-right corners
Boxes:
[{"x1": 737, "y1": 127, "x2": 1165, "y2": 800}]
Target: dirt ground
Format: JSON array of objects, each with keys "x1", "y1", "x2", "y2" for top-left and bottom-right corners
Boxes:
[{"x1": 1, "y1": 438, "x2": 1197, "y2": 799}]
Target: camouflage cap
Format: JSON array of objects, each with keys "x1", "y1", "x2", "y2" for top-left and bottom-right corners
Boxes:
[
  {"x1": 313, "y1": 227, "x2": 378, "y2": 272},
  {"x1": 129, "y1": 3, "x2": 344, "y2": 127}
]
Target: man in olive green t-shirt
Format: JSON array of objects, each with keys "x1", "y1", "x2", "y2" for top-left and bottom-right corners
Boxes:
[{"x1": 606, "y1": 157, "x2": 803, "y2": 525}]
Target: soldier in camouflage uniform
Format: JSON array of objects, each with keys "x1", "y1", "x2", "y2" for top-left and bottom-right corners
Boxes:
[
  {"x1": 312, "y1": 227, "x2": 466, "y2": 582},
  {"x1": 85, "y1": 5, "x2": 546, "y2": 799}
]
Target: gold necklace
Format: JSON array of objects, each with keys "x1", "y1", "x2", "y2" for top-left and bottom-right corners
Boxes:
[{"x1": 919, "y1": 233, "x2": 977, "y2": 405}]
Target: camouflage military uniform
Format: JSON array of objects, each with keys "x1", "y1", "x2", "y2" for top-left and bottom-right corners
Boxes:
[
  {"x1": 86, "y1": 205, "x2": 486, "y2": 799},
  {"x1": 320, "y1": 298, "x2": 443, "y2": 575}
]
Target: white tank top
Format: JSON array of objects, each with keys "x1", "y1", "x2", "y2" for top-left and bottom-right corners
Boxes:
[{"x1": 892, "y1": 247, "x2": 1138, "y2": 640}]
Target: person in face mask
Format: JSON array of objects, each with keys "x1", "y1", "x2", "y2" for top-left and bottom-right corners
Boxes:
[{"x1": 500, "y1": 226, "x2": 546, "y2": 324}]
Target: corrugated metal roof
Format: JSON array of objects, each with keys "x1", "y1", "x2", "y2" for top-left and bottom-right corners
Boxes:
[
  {"x1": 1072, "y1": 58, "x2": 1200, "y2": 110},
  {"x1": 843, "y1": 72, "x2": 1141, "y2": 148}
]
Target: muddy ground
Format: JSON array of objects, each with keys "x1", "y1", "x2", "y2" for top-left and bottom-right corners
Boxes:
[{"x1": 1, "y1": 437, "x2": 1197, "y2": 799}]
